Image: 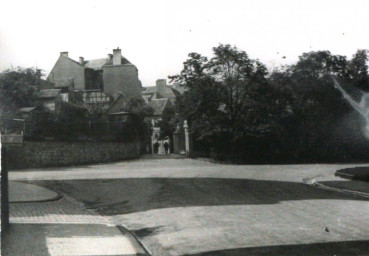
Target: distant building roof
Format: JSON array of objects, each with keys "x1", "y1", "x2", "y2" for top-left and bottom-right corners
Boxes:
[
  {"x1": 106, "y1": 94, "x2": 128, "y2": 114},
  {"x1": 83, "y1": 57, "x2": 131, "y2": 70},
  {"x1": 37, "y1": 89, "x2": 61, "y2": 99},
  {"x1": 142, "y1": 85, "x2": 180, "y2": 100},
  {"x1": 84, "y1": 58, "x2": 109, "y2": 70},
  {"x1": 170, "y1": 84, "x2": 187, "y2": 95},
  {"x1": 148, "y1": 98, "x2": 172, "y2": 116}
]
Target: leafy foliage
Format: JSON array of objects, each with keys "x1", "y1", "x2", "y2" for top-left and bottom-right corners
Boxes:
[
  {"x1": 172, "y1": 45, "x2": 369, "y2": 163},
  {"x1": 171, "y1": 44, "x2": 280, "y2": 141},
  {"x1": 159, "y1": 106, "x2": 176, "y2": 139},
  {"x1": 348, "y1": 49, "x2": 369, "y2": 90},
  {"x1": 0, "y1": 67, "x2": 40, "y2": 117}
]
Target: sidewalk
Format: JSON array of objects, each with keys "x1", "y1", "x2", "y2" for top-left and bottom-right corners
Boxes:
[
  {"x1": 9, "y1": 181, "x2": 60, "y2": 202},
  {"x1": 306, "y1": 169, "x2": 369, "y2": 199},
  {"x1": 3, "y1": 181, "x2": 148, "y2": 256}
]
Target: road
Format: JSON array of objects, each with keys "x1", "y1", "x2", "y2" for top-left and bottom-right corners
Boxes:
[{"x1": 10, "y1": 158, "x2": 369, "y2": 255}]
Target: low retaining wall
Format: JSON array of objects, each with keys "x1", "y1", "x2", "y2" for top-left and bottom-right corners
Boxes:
[{"x1": 3, "y1": 141, "x2": 140, "y2": 169}]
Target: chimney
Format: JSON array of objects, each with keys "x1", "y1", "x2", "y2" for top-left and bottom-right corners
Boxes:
[
  {"x1": 79, "y1": 57, "x2": 84, "y2": 65},
  {"x1": 60, "y1": 51, "x2": 68, "y2": 57},
  {"x1": 108, "y1": 54, "x2": 113, "y2": 60},
  {"x1": 156, "y1": 79, "x2": 167, "y2": 90},
  {"x1": 113, "y1": 48, "x2": 122, "y2": 65}
]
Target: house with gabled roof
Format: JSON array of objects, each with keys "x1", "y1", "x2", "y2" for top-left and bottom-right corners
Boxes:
[
  {"x1": 147, "y1": 98, "x2": 173, "y2": 120},
  {"x1": 142, "y1": 79, "x2": 180, "y2": 104},
  {"x1": 47, "y1": 48, "x2": 142, "y2": 99},
  {"x1": 142, "y1": 80, "x2": 179, "y2": 154}
]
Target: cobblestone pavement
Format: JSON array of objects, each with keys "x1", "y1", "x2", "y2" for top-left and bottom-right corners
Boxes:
[
  {"x1": 6, "y1": 191, "x2": 147, "y2": 255},
  {"x1": 10, "y1": 193, "x2": 110, "y2": 224}
]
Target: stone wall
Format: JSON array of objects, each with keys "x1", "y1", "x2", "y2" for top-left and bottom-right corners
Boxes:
[{"x1": 3, "y1": 141, "x2": 140, "y2": 169}]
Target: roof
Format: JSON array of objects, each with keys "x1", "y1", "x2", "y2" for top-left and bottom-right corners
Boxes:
[
  {"x1": 142, "y1": 85, "x2": 179, "y2": 99},
  {"x1": 18, "y1": 107, "x2": 36, "y2": 113},
  {"x1": 84, "y1": 57, "x2": 131, "y2": 70},
  {"x1": 106, "y1": 94, "x2": 128, "y2": 114},
  {"x1": 59, "y1": 101, "x2": 89, "y2": 112},
  {"x1": 148, "y1": 98, "x2": 172, "y2": 116},
  {"x1": 37, "y1": 89, "x2": 61, "y2": 99},
  {"x1": 170, "y1": 84, "x2": 187, "y2": 94},
  {"x1": 84, "y1": 58, "x2": 109, "y2": 70},
  {"x1": 104, "y1": 57, "x2": 131, "y2": 66}
]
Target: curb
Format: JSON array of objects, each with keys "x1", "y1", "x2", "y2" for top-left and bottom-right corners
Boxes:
[
  {"x1": 335, "y1": 171, "x2": 355, "y2": 179},
  {"x1": 117, "y1": 225, "x2": 152, "y2": 256},
  {"x1": 10, "y1": 194, "x2": 63, "y2": 204},
  {"x1": 303, "y1": 177, "x2": 369, "y2": 199}
]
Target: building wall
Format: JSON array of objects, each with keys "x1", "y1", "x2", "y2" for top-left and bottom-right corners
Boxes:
[
  {"x1": 85, "y1": 69, "x2": 103, "y2": 90},
  {"x1": 4, "y1": 141, "x2": 140, "y2": 169},
  {"x1": 103, "y1": 64, "x2": 142, "y2": 98},
  {"x1": 48, "y1": 56, "x2": 85, "y2": 90}
]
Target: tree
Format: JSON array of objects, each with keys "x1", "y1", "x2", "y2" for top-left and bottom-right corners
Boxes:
[
  {"x1": 115, "y1": 97, "x2": 154, "y2": 143},
  {"x1": 348, "y1": 49, "x2": 369, "y2": 91},
  {"x1": 172, "y1": 46, "x2": 369, "y2": 162},
  {"x1": 206, "y1": 44, "x2": 272, "y2": 136},
  {"x1": 159, "y1": 106, "x2": 176, "y2": 139},
  {"x1": 171, "y1": 44, "x2": 283, "y2": 161},
  {"x1": 0, "y1": 67, "x2": 41, "y2": 117},
  {"x1": 268, "y1": 50, "x2": 362, "y2": 161}
]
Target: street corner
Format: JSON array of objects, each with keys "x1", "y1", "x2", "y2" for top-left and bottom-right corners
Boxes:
[{"x1": 306, "y1": 171, "x2": 369, "y2": 200}]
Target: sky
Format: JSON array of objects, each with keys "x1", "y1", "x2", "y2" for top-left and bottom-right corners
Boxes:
[{"x1": 1, "y1": 0, "x2": 369, "y2": 87}]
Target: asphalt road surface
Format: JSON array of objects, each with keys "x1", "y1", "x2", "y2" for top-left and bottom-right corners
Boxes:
[{"x1": 12, "y1": 158, "x2": 369, "y2": 256}]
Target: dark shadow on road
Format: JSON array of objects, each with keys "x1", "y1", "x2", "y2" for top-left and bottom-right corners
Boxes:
[
  {"x1": 185, "y1": 240, "x2": 369, "y2": 256},
  {"x1": 132, "y1": 226, "x2": 164, "y2": 238},
  {"x1": 32, "y1": 178, "x2": 368, "y2": 216}
]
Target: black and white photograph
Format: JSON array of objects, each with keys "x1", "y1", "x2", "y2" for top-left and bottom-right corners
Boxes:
[{"x1": 1, "y1": 0, "x2": 369, "y2": 255}]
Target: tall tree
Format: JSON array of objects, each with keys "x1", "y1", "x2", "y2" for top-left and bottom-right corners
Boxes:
[
  {"x1": 269, "y1": 51, "x2": 354, "y2": 161},
  {"x1": 171, "y1": 44, "x2": 284, "y2": 161}
]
